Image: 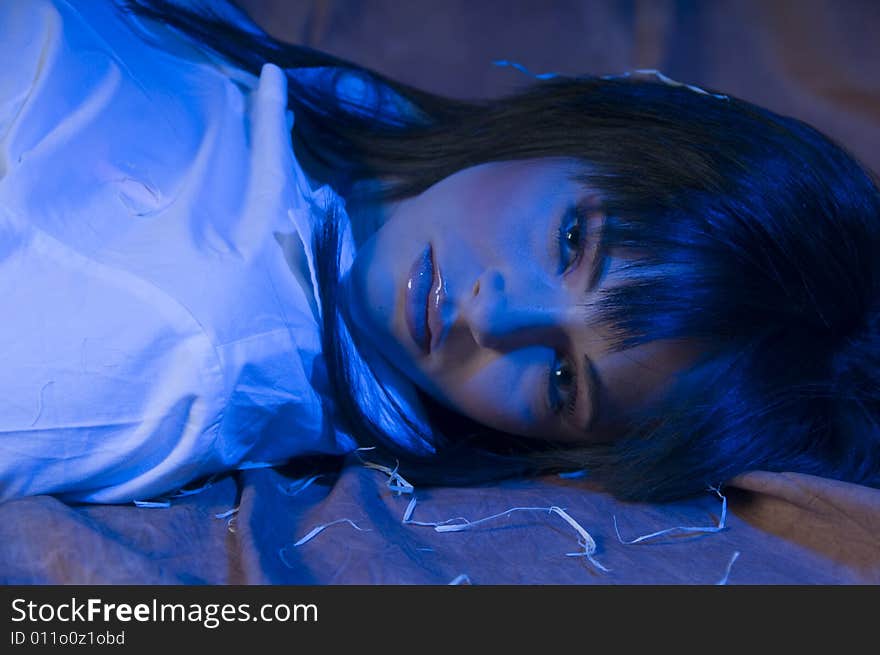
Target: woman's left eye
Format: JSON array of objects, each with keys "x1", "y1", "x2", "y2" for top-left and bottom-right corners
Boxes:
[
  {"x1": 557, "y1": 206, "x2": 588, "y2": 274},
  {"x1": 548, "y1": 353, "x2": 578, "y2": 417}
]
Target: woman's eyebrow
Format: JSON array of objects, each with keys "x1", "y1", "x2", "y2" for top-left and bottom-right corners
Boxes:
[
  {"x1": 585, "y1": 210, "x2": 609, "y2": 293},
  {"x1": 572, "y1": 200, "x2": 607, "y2": 434},
  {"x1": 582, "y1": 353, "x2": 602, "y2": 434},
  {"x1": 581, "y1": 211, "x2": 607, "y2": 434}
]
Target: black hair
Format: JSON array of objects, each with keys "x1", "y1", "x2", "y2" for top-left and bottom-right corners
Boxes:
[{"x1": 114, "y1": 0, "x2": 880, "y2": 501}]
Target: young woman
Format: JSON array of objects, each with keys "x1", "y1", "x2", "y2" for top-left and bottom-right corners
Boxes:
[{"x1": 1, "y1": 0, "x2": 877, "y2": 504}]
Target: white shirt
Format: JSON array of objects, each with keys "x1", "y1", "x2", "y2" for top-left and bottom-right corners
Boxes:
[{"x1": 0, "y1": 0, "x2": 357, "y2": 503}]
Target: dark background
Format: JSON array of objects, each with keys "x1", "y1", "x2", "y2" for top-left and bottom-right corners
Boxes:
[{"x1": 237, "y1": 0, "x2": 880, "y2": 176}]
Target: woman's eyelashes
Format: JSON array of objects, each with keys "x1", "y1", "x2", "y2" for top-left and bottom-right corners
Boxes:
[
  {"x1": 556, "y1": 204, "x2": 589, "y2": 274},
  {"x1": 547, "y1": 352, "x2": 578, "y2": 418}
]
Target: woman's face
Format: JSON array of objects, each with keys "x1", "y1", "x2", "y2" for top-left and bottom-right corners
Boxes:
[{"x1": 344, "y1": 158, "x2": 696, "y2": 443}]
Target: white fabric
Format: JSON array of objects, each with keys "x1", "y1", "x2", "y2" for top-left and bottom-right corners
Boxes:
[{"x1": 0, "y1": 0, "x2": 358, "y2": 503}]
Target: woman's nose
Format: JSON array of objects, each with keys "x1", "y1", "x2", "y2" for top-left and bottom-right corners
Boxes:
[{"x1": 461, "y1": 268, "x2": 568, "y2": 350}]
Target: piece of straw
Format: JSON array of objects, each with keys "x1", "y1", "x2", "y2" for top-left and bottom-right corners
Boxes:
[
  {"x1": 133, "y1": 499, "x2": 170, "y2": 508},
  {"x1": 491, "y1": 61, "x2": 730, "y2": 101},
  {"x1": 170, "y1": 474, "x2": 219, "y2": 498},
  {"x1": 613, "y1": 486, "x2": 728, "y2": 545},
  {"x1": 236, "y1": 460, "x2": 275, "y2": 470},
  {"x1": 403, "y1": 498, "x2": 608, "y2": 573},
  {"x1": 214, "y1": 506, "x2": 240, "y2": 534},
  {"x1": 402, "y1": 496, "x2": 418, "y2": 523},
  {"x1": 715, "y1": 551, "x2": 740, "y2": 585},
  {"x1": 215, "y1": 507, "x2": 239, "y2": 519},
  {"x1": 360, "y1": 459, "x2": 414, "y2": 495},
  {"x1": 278, "y1": 474, "x2": 323, "y2": 497},
  {"x1": 278, "y1": 545, "x2": 296, "y2": 569},
  {"x1": 551, "y1": 506, "x2": 608, "y2": 570},
  {"x1": 601, "y1": 69, "x2": 730, "y2": 100},
  {"x1": 492, "y1": 59, "x2": 562, "y2": 80},
  {"x1": 293, "y1": 518, "x2": 370, "y2": 547}
]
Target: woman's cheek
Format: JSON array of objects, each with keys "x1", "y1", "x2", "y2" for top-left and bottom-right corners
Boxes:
[
  {"x1": 347, "y1": 229, "x2": 403, "y2": 349},
  {"x1": 442, "y1": 349, "x2": 549, "y2": 436}
]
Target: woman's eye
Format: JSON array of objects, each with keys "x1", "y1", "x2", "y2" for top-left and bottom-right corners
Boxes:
[
  {"x1": 557, "y1": 207, "x2": 588, "y2": 274},
  {"x1": 548, "y1": 354, "x2": 578, "y2": 417}
]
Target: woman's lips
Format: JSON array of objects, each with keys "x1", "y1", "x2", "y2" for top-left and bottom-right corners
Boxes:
[
  {"x1": 427, "y1": 258, "x2": 448, "y2": 353},
  {"x1": 405, "y1": 244, "x2": 434, "y2": 353}
]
